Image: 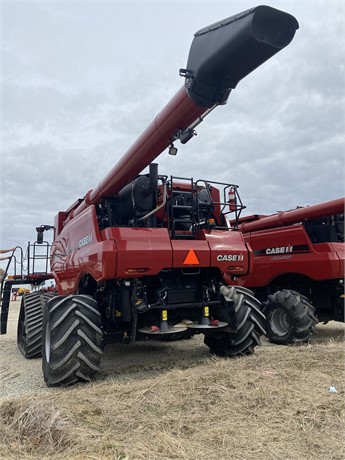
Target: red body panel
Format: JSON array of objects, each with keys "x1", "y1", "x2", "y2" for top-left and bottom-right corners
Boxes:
[
  {"x1": 235, "y1": 224, "x2": 344, "y2": 288},
  {"x1": 51, "y1": 206, "x2": 117, "y2": 294},
  {"x1": 106, "y1": 227, "x2": 172, "y2": 278},
  {"x1": 171, "y1": 240, "x2": 211, "y2": 268},
  {"x1": 205, "y1": 230, "x2": 251, "y2": 275},
  {"x1": 231, "y1": 198, "x2": 345, "y2": 289},
  {"x1": 51, "y1": 210, "x2": 251, "y2": 294}
]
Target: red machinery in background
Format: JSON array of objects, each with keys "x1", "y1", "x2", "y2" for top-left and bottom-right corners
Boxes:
[
  {"x1": 5, "y1": 6, "x2": 298, "y2": 386},
  {"x1": 229, "y1": 198, "x2": 344, "y2": 344},
  {"x1": 0, "y1": 243, "x2": 55, "y2": 359}
]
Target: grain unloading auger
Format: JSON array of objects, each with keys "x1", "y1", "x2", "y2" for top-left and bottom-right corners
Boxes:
[
  {"x1": 236, "y1": 198, "x2": 344, "y2": 233},
  {"x1": 15, "y1": 6, "x2": 298, "y2": 386},
  {"x1": 70, "y1": 5, "x2": 298, "y2": 215}
]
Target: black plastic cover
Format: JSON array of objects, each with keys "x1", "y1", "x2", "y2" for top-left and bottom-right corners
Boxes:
[{"x1": 183, "y1": 5, "x2": 299, "y2": 108}]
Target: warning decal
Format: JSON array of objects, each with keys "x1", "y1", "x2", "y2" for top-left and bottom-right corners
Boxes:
[{"x1": 183, "y1": 249, "x2": 200, "y2": 265}]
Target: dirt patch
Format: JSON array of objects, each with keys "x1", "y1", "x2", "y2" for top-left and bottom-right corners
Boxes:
[{"x1": 0, "y1": 301, "x2": 344, "y2": 459}]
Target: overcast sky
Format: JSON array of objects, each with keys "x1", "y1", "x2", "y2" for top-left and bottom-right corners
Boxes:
[{"x1": 1, "y1": 1, "x2": 344, "y2": 270}]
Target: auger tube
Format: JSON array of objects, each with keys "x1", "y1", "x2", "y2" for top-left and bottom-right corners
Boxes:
[
  {"x1": 238, "y1": 198, "x2": 344, "y2": 233},
  {"x1": 70, "y1": 6, "x2": 298, "y2": 219}
]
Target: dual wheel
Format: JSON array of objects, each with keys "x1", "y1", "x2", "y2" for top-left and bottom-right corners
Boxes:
[
  {"x1": 17, "y1": 293, "x2": 103, "y2": 386},
  {"x1": 42, "y1": 295, "x2": 103, "y2": 386},
  {"x1": 17, "y1": 291, "x2": 56, "y2": 358}
]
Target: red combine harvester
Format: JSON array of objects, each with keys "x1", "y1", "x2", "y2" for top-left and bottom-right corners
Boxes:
[
  {"x1": 230, "y1": 198, "x2": 344, "y2": 344},
  {"x1": 2, "y1": 6, "x2": 299, "y2": 386}
]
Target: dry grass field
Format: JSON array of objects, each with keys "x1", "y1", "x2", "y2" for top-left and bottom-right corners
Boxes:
[{"x1": 0, "y1": 301, "x2": 344, "y2": 460}]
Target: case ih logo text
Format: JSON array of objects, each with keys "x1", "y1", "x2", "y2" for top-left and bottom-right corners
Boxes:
[
  {"x1": 254, "y1": 244, "x2": 310, "y2": 257},
  {"x1": 79, "y1": 234, "x2": 93, "y2": 248},
  {"x1": 265, "y1": 245, "x2": 293, "y2": 255},
  {"x1": 217, "y1": 254, "x2": 244, "y2": 262}
]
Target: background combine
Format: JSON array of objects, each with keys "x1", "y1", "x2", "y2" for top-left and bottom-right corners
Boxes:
[
  {"x1": 1, "y1": 5, "x2": 299, "y2": 386},
  {"x1": 229, "y1": 197, "x2": 344, "y2": 344}
]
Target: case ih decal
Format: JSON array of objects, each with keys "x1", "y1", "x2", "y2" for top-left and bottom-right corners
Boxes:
[
  {"x1": 217, "y1": 254, "x2": 244, "y2": 262},
  {"x1": 253, "y1": 245, "x2": 309, "y2": 256}
]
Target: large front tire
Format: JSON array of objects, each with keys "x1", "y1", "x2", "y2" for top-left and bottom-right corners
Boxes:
[
  {"x1": 263, "y1": 289, "x2": 318, "y2": 344},
  {"x1": 17, "y1": 291, "x2": 56, "y2": 358},
  {"x1": 204, "y1": 286, "x2": 266, "y2": 356},
  {"x1": 42, "y1": 295, "x2": 103, "y2": 387}
]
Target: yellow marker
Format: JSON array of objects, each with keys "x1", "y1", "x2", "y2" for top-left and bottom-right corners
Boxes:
[
  {"x1": 204, "y1": 306, "x2": 209, "y2": 317},
  {"x1": 162, "y1": 310, "x2": 168, "y2": 321}
]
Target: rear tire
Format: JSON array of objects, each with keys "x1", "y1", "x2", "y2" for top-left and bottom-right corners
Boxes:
[
  {"x1": 17, "y1": 291, "x2": 56, "y2": 358},
  {"x1": 204, "y1": 286, "x2": 266, "y2": 356},
  {"x1": 42, "y1": 294, "x2": 103, "y2": 387},
  {"x1": 263, "y1": 289, "x2": 318, "y2": 344}
]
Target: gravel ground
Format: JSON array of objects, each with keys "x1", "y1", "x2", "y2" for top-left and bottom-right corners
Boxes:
[
  {"x1": 0, "y1": 301, "x2": 52, "y2": 400},
  {"x1": 0, "y1": 300, "x2": 216, "y2": 400},
  {"x1": 1, "y1": 299, "x2": 344, "y2": 401}
]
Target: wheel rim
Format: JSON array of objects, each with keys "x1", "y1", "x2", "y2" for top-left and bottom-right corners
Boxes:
[
  {"x1": 45, "y1": 323, "x2": 50, "y2": 363},
  {"x1": 270, "y1": 308, "x2": 290, "y2": 336}
]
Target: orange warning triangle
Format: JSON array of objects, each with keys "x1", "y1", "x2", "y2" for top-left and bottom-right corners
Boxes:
[{"x1": 183, "y1": 249, "x2": 200, "y2": 265}]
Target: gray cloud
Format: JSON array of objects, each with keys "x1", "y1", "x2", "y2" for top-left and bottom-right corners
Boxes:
[{"x1": 1, "y1": 1, "x2": 344, "y2": 263}]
